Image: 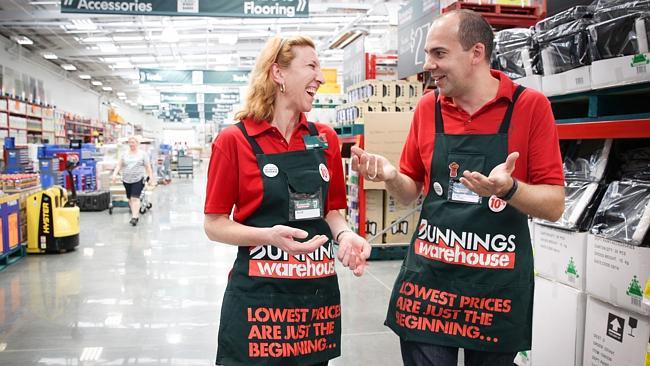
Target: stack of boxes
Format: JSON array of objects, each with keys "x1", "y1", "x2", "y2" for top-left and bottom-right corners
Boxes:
[
  {"x1": 335, "y1": 80, "x2": 421, "y2": 127},
  {"x1": 525, "y1": 139, "x2": 650, "y2": 365}
]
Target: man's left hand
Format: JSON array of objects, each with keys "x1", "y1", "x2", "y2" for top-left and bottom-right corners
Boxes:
[
  {"x1": 460, "y1": 152, "x2": 519, "y2": 197},
  {"x1": 336, "y1": 232, "x2": 372, "y2": 277}
]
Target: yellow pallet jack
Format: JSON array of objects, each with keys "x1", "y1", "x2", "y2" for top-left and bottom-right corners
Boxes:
[{"x1": 26, "y1": 159, "x2": 80, "y2": 253}]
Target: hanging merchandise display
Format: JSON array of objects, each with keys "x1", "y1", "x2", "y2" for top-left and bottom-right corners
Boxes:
[
  {"x1": 493, "y1": 28, "x2": 543, "y2": 79},
  {"x1": 591, "y1": 180, "x2": 650, "y2": 246}
]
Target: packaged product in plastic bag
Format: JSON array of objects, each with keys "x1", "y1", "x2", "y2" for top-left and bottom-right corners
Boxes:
[
  {"x1": 493, "y1": 28, "x2": 543, "y2": 78},
  {"x1": 536, "y1": 18, "x2": 594, "y2": 75},
  {"x1": 537, "y1": 180, "x2": 604, "y2": 231},
  {"x1": 588, "y1": 13, "x2": 650, "y2": 60},
  {"x1": 562, "y1": 139, "x2": 612, "y2": 182},
  {"x1": 591, "y1": 180, "x2": 650, "y2": 246}
]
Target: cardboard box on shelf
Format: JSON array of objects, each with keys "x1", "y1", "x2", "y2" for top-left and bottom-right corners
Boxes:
[
  {"x1": 365, "y1": 189, "x2": 384, "y2": 244},
  {"x1": 533, "y1": 223, "x2": 588, "y2": 290},
  {"x1": 514, "y1": 74, "x2": 543, "y2": 92},
  {"x1": 542, "y1": 66, "x2": 592, "y2": 97},
  {"x1": 384, "y1": 192, "x2": 420, "y2": 244},
  {"x1": 586, "y1": 234, "x2": 650, "y2": 315},
  {"x1": 583, "y1": 296, "x2": 650, "y2": 366},
  {"x1": 591, "y1": 52, "x2": 650, "y2": 89},
  {"x1": 363, "y1": 112, "x2": 413, "y2": 190},
  {"x1": 532, "y1": 276, "x2": 586, "y2": 366}
]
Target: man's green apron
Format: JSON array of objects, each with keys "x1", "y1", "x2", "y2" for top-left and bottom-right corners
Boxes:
[
  {"x1": 385, "y1": 85, "x2": 533, "y2": 352},
  {"x1": 216, "y1": 122, "x2": 341, "y2": 366}
]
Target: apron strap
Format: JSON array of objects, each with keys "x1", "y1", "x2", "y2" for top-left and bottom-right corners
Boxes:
[
  {"x1": 498, "y1": 85, "x2": 526, "y2": 134},
  {"x1": 434, "y1": 90, "x2": 444, "y2": 134},
  {"x1": 307, "y1": 121, "x2": 319, "y2": 136},
  {"x1": 235, "y1": 122, "x2": 264, "y2": 155}
]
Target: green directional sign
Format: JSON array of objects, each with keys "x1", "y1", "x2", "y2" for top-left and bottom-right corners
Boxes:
[
  {"x1": 61, "y1": 0, "x2": 309, "y2": 18},
  {"x1": 140, "y1": 69, "x2": 193, "y2": 84},
  {"x1": 140, "y1": 69, "x2": 249, "y2": 85},
  {"x1": 203, "y1": 70, "x2": 250, "y2": 85},
  {"x1": 160, "y1": 92, "x2": 196, "y2": 104},
  {"x1": 205, "y1": 92, "x2": 240, "y2": 104}
]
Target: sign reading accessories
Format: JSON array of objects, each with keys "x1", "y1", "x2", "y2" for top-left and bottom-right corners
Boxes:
[{"x1": 61, "y1": 0, "x2": 309, "y2": 18}]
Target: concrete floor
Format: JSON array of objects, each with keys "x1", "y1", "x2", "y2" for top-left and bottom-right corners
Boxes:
[{"x1": 0, "y1": 167, "x2": 415, "y2": 366}]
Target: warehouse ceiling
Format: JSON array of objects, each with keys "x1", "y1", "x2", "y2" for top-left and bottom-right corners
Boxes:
[{"x1": 0, "y1": 0, "x2": 402, "y2": 106}]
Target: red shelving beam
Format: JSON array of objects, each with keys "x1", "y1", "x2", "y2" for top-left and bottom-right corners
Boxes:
[{"x1": 557, "y1": 119, "x2": 650, "y2": 139}]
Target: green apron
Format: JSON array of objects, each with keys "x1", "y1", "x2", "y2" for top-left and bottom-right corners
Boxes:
[
  {"x1": 216, "y1": 122, "x2": 341, "y2": 366},
  {"x1": 385, "y1": 85, "x2": 534, "y2": 352}
]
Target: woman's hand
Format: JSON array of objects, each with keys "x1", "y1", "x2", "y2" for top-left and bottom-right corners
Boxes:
[
  {"x1": 337, "y1": 232, "x2": 372, "y2": 276},
  {"x1": 267, "y1": 225, "x2": 329, "y2": 256}
]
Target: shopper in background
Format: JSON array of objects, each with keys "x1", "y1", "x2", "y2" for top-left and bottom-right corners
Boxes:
[
  {"x1": 112, "y1": 136, "x2": 154, "y2": 226},
  {"x1": 204, "y1": 35, "x2": 371, "y2": 366},
  {"x1": 351, "y1": 10, "x2": 565, "y2": 366}
]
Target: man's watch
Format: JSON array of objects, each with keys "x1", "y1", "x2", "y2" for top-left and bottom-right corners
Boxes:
[{"x1": 498, "y1": 178, "x2": 518, "y2": 201}]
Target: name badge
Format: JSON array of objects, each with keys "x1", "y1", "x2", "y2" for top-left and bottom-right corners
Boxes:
[
  {"x1": 289, "y1": 189, "x2": 324, "y2": 221},
  {"x1": 304, "y1": 135, "x2": 328, "y2": 150},
  {"x1": 448, "y1": 179, "x2": 482, "y2": 205}
]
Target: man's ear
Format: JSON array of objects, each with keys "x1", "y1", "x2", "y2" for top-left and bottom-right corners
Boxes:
[
  {"x1": 472, "y1": 43, "x2": 487, "y2": 65},
  {"x1": 270, "y1": 63, "x2": 284, "y2": 85}
]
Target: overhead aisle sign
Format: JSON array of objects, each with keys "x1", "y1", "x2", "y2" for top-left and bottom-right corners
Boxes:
[
  {"x1": 397, "y1": 0, "x2": 439, "y2": 79},
  {"x1": 140, "y1": 69, "x2": 249, "y2": 85},
  {"x1": 61, "y1": 0, "x2": 309, "y2": 18}
]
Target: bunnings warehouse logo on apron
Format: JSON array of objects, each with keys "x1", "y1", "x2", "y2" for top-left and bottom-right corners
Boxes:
[
  {"x1": 415, "y1": 219, "x2": 517, "y2": 269},
  {"x1": 249, "y1": 242, "x2": 336, "y2": 279}
]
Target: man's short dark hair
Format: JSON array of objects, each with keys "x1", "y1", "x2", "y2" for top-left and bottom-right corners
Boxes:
[{"x1": 442, "y1": 9, "x2": 494, "y2": 62}]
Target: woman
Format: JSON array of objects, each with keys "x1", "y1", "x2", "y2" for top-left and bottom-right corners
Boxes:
[
  {"x1": 112, "y1": 136, "x2": 154, "y2": 226},
  {"x1": 204, "y1": 36, "x2": 371, "y2": 366}
]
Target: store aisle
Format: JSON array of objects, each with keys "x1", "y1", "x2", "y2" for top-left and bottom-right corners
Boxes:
[{"x1": 0, "y1": 169, "x2": 404, "y2": 366}]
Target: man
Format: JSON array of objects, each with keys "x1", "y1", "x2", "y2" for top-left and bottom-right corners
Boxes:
[{"x1": 351, "y1": 10, "x2": 565, "y2": 366}]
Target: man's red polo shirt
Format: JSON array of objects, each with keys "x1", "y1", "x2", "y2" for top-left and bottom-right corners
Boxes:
[
  {"x1": 400, "y1": 70, "x2": 564, "y2": 194},
  {"x1": 204, "y1": 114, "x2": 346, "y2": 223}
]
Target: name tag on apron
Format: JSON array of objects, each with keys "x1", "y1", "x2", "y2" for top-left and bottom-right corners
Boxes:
[
  {"x1": 448, "y1": 179, "x2": 482, "y2": 204},
  {"x1": 304, "y1": 135, "x2": 328, "y2": 149},
  {"x1": 289, "y1": 190, "x2": 324, "y2": 220}
]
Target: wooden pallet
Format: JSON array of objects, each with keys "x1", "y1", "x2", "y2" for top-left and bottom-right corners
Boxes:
[
  {"x1": 442, "y1": 1, "x2": 545, "y2": 28},
  {"x1": 0, "y1": 245, "x2": 26, "y2": 272}
]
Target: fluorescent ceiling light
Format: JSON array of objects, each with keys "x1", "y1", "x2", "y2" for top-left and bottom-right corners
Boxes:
[
  {"x1": 116, "y1": 92, "x2": 126, "y2": 96},
  {"x1": 60, "y1": 64, "x2": 77, "y2": 71},
  {"x1": 91, "y1": 81, "x2": 103, "y2": 86},
  {"x1": 113, "y1": 36, "x2": 144, "y2": 42},
  {"x1": 13, "y1": 36, "x2": 33, "y2": 45},
  {"x1": 30, "y1": 1, "x2": 60, "y2": 4},
  {"x1": 78, "y1": 74, "x2": 92, "y2": 79},
  {"x1": 82, "y1": 37, "x2": 111, "y2": 43},
  {"x1": 118, "y1": 95, "x2": 127, "y2": 99},
  {"x1": 102, "y1": 86, "x2": 113, "y2": 91},
  {"x1": 111, "y1": 62, "x2": 134, "y2": 69},
  {"x1": 98, "y1": 43, "x2": 118, "y2": 53},
  {"x1": 328, "y1": 28, "x2": 369, "y2": 49},
  {"x1": 42, "y1": 52, "x2": 58, "y2": 60},
  {"x1": 70, "y1": 19, "x2": 97, "y2": 31}
]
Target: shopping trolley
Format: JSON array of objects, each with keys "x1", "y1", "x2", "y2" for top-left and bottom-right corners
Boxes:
[{"x1": 108, "y1": 177, "x2": 154, "y2": 215}]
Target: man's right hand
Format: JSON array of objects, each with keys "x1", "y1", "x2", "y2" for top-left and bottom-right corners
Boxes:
[
  {"x1": 351, "y1": 146, "x2": 397, "y2": 182},
  {"x1": 266, "y1": 225, "x2": 328, "y2": 256}
]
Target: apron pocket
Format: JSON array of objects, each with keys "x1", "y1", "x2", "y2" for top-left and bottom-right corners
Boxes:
[{"x1": 285, "y1": 169, "x2": 323, "y2": 194}]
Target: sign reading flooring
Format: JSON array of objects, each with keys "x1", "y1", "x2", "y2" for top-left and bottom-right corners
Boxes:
[{"x1": 61, "y1": 0, "x2": 309, "y2": 18}]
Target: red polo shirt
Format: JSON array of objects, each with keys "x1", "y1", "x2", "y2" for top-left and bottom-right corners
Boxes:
[
  {"x1": 204, "y1": 114, "x2": 346, "y2": 223},
  {"x1": 400, "y1": 70, "x2": 564, "y2": 194}
]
